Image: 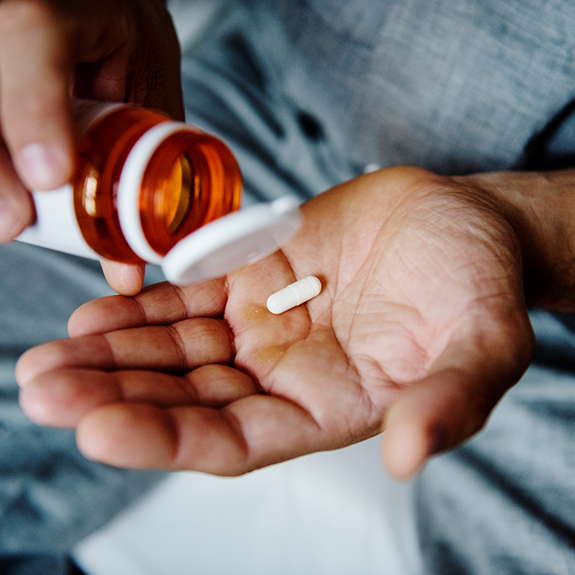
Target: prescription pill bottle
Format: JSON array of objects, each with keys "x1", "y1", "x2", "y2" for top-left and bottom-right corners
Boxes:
[{"x1": 18, "y1": 99, "x2": 242, "y2": 265}]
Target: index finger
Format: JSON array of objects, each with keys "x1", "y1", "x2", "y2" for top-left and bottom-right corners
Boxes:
[{"x1": 0, "y1": 0, "x2": 75, "y2": 191}]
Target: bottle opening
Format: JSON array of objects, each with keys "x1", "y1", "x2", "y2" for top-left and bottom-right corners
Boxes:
[
  {"x1": 139, "y1": 130, "x2": 242, "y2": 256},
  {"x1": 72, "y1": 105, "x2": 242, "y2": 264},
  {"x1": 164, "y1": 154, "x2": 193, "y2": 234}
]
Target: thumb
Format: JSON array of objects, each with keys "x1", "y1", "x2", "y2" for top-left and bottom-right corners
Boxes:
[
  {"x1": 0, "y1": 1, "x2": 75, "y2": 192},
  {"x1": 382, "y1": 313, "x2": 534, "y2": 480}
]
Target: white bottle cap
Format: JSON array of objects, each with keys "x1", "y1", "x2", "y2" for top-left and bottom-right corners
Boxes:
[{"x1": 162, "y1": 196, "x2": 302, "y2": 285}]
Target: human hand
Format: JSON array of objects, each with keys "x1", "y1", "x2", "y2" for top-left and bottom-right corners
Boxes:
[
  {"x1": 17, "y1": 166, "x2": 538, "y2": 480},
  {"x1": 0, "y1": 0, "x2": 184, "y2": 294}
]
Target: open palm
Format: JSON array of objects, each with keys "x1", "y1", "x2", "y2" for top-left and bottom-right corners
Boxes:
[{"x1": 17, "y1": 167, "x2": 534, "y2": 479}]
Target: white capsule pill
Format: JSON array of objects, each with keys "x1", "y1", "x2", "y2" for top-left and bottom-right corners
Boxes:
[{"x1": 266, "y1": 275, "x2": 322, "y2": 314}]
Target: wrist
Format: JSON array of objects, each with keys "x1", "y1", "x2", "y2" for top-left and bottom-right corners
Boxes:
[{"x1": 453, "y1": 169, "x2": 575, "y2": 311}]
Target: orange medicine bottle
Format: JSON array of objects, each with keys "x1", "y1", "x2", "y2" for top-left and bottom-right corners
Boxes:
[
  {"x1": 18, "y1": 100, "x2": 302, "y2": 285},
  {"x1": 73, "y1": 100, "x2": 242, "y2": 264}
]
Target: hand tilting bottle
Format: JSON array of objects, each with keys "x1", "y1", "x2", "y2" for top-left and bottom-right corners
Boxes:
[{"x1": 17, "y1": 100, "x2": 301, "y2": 285}]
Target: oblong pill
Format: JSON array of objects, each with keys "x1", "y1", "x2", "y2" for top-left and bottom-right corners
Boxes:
[{"x1": 266, "y1": 276, "x2": 322, "y2": 314}]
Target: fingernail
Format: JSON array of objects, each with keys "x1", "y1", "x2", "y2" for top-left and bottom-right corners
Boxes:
[{"x1": 17, "y1": 143, "x2": 68, "y2": 190}]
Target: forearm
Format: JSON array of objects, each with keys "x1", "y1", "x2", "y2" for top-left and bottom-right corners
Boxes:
[{"x1": 455, "y1": 169, "x2": 575, "y2": 312}]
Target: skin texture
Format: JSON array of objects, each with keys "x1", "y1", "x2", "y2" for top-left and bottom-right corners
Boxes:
[
  {"x1": 18, "y1": 165, "x2": 572, "y2": 481},
  {"x1": 0, "y1": 0, "x2": 183, "y2": 294}
]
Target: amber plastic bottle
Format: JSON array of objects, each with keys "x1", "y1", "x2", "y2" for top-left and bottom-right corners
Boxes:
[{"x1": 18, "y1": 100, "x2": 242, "y2": 265}]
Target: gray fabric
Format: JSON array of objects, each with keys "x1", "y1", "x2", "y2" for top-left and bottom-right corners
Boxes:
[
  {"x1": 0, "y1": 243, "x2": 164, "y2": 574},
  {"x1": 416, "y1": 311, "x2": 575, "y2": 574},
  {"x1": 184, "y1": 0, "x2": 575, "y2": 186}
]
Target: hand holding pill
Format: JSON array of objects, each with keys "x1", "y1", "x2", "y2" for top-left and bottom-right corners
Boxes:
[{"x1": 18, "y1": 167, "x2": 535, "y2": 480}]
